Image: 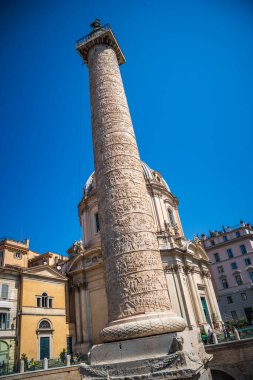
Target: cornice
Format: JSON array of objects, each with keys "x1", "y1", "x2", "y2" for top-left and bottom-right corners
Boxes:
[
  {"x1": 203, "y1": 234, "x2": 253, "y2": 251},
  {"x1": 1, "y1": 244, "x2": 28, "y2": 254}
]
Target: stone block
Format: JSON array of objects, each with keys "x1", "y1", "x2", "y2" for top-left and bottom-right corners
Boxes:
[{"x1": 89, "y1": 332, "x2": 177, "y2": 364}]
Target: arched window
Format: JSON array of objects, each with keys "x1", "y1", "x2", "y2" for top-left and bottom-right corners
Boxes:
[
  {"x1": 42, "y1": 293, "x2": 48, "y2": 308},
  {"x1": 168, "y1": 209, "x2": 175, "y2": 226},
  {"x1": 39, "y1": 320, "x2": 51, "y2": 329},
  {"x1": 36, "y1": 293, "x2": 53, "y2": 308}
]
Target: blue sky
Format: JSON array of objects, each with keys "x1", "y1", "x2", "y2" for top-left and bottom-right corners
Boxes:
[{"x1": 1, "y1": 0, "x2": 252, "y2": 255}]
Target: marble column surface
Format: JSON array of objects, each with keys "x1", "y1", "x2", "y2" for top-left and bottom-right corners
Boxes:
[{"x1": 77, "y1": 28, "x2": 186, "y2": 342}]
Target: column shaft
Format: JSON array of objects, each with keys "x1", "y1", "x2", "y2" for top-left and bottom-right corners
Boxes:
[
  {"x1": 74, "y1": 287, "x2": 82, "y2": 344},
  {"x1": 189, "y1": 271, "x2": 206, "y2": 324},
  {"x1": 77, "y1": 28, "x2": 185, "y2": 342},
  {"x1": 205, "y1": 275, "x2": 222, "y2": 322},
  {"x1": 80, "y1": 286, "x2": 89, "y2": 343}
]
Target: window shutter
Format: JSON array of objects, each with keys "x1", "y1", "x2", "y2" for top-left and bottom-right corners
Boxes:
[
  {"x1": 6, "y1": 313, "x2": 10, "y2": 329},
  {"x1": 1, "y1": 284, "x2": 9, "y2": 299}
]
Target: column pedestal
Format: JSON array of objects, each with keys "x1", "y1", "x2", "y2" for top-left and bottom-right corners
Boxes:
[{"x1": 80, "y1": 333, "x2": 212, "y2": 380}]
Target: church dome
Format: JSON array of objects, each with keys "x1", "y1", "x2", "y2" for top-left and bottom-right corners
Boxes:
[{"x1": 83, "y1": 161, "x2": 171, "y2": 196}]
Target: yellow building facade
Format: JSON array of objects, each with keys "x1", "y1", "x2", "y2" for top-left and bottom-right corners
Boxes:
[
  {"x1": 18, "y1": 266, "x2": 69, "y2": 360},
  {"x1": 0, "y1": 237, "x2": 71, "y2": 372}
]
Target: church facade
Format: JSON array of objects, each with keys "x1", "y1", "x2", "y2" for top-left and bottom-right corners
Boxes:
[{"x1": 67, "y1": 161, "x2": 222, "y2": 352}]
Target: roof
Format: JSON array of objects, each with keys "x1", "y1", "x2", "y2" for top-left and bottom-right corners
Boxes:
[{"x1": 83, "y1": 161, "x2": 171, "y2": 196}]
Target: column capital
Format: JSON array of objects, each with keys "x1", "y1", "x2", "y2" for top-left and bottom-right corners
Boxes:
[
  {"x1": 184, "y1": 264, "x2": 194, "y2": 274},
  {"x1": 163, "y1": 264, "x2": 174, "y2": 273},
  {"x1": 174, "y1": 263, "x2": 185, "y2": 273},
  {"x1": 76, "y1": 25, "x2": 126, "y2": 65},
  {"x1": 201, "y1": 269, "x2": 211, "y2": 278}
]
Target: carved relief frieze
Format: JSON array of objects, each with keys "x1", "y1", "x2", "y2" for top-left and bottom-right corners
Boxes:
[
  {"x1": 105, "y1": 250, "x2": 163, "y2": 275},
  {"x1": 103, "y1": 231, "x2": 159, "y2": 256},
  {"x1": 94, "y1": 131, "x2": 137, "y2": 151},
  {"x1": 100, "y1": 182, "x2": 147, "y2": 203},
  {"x1": 99, "y1": 143, "x2": 139, "y2": 161},
  {"x1": 85, "y1": 43, "x2": 185, "y2": 341},
  {"x1": 101, "y1": 168, "x2": 144, "y2": 189},
  {"x1": 96, "y1": 154, "x2": 141, "y2": 175}
]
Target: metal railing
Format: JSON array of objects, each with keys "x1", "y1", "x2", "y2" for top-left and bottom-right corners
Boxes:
[
  {"x1": 76, "y1": 24, "x2": 110, "y2": 47},
  {"x1": 0, "y1": 354, "x2": 88, "y2": 377},
  {"x1": 204, "y1": 326, "x2": 253, "y2": 345}
]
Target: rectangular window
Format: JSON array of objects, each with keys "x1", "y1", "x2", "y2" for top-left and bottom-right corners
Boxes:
[
  {"x1": 222, "y1": 279, "x2": 229, "y2": 289},
  {"x1": 227, "y1": 249, "x2": 233, "y2": 259},
  {"x1": 1, "y1": 284, "x2": 9, "y2": 299},
  {"x1": 231, "y1": 311, "x2": 238, "y2": 320},
  {"x1": 48, "y1": 298, "x2": 52, "y2": 308},
  {"x1": 211, "y1": 240, "x2": 215, "y2": 246},
  {"x1": 0, "y1": 313, "x2": 10, "y2": 329},
  {"x1": 241, "y1": 293, "x2": 247, "y2": 301},
  {"x1": 240, "y1": 245, "x2": 247, "y2": 254},
  {"x1": 94, "y1": 212, "x2": 100, "y2": 233},
  {"x1": 214, "y1": 253, "x2": 220, "y2": 262},
  {"x1": 235, "y1": 275, "x2": 243, "y2": 285},
  {"x1": 168, "y1": 209, "x2": 175, "y2": 226},
  {"x1": 223, "y1": 236, "x2": 228, "y2": 242},
  {"x1": 236, "y1": 231, "x2": 241, "y2": 238},
  {"x1": 14, "y1": 252, "x2": 22, "y2": 259},
  {"x1": 42, "y1": 296, "x2": 46, "y2": 308},
  {"x1": 249, "y1": 272, "x2": 253, "y2": 283},
  {"x1": 227, "y1": 296, "x2": 233, "y2": 304},
  {"x1": 231, "y1": 262, "x2": 238, "y2": 270},
  {"x1": 36, "y1": 297, "x2": 42, "y2": 307},
  {"x1": 217, "y1": 266, "x2": 224, "y2": 273},
  {"x1": 0, "y1": 251, "x2": 3, "y2": 267},
  {"x1": 244, "y1": 258, "x2": 251, "y2": 266}
]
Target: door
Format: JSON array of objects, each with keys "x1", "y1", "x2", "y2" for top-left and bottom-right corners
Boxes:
[
  {"x1": 40, "y1": 337, "x2": 50, "y2": 360},
  {"x1": 201, "y1": 297, "x2": 211, "y2": 325},
  {"x1": 67, "y1": 337, "x2": 72, "y2": 355},
  {"x1": 0, "y1": 341, "x2": 9, "y2": 375}
]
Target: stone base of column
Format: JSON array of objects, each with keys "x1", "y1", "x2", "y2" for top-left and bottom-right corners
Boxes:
[
  {"x1": 74, "y1": 341, "x2": 92, "y2": 354},
  {"x1": 100, "y1": 312, "x2": 186, "y2": 342},
  {"x1": 79, "y1": 332, "x2": 213, "y2": 380}
]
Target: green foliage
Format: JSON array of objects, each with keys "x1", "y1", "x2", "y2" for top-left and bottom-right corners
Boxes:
[
  {"x1": 225, "y1": 318, "x2": 247, "y2": 329},
  {"x1": 59, "y1": 348, "x2": 66, "y2": 363}
]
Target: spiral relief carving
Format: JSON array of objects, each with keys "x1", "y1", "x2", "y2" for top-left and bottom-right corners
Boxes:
[{"x1": 80, "y1": 35, "x2": 186, "y2": 341}]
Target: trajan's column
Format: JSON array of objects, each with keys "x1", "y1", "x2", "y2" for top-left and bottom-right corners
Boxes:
[{"x1": 76, "y1": 20, "x2": 186, "y2": 343}]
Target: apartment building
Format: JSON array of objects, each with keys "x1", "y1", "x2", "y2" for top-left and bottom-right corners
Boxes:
[{"x1": 202, "y1": 221, "x2": 253, "y2": 322}]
